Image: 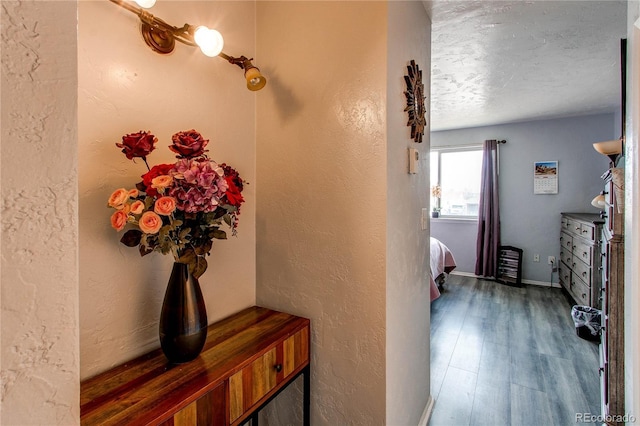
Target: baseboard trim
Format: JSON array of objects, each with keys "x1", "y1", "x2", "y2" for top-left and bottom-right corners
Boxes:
[
  {"x1": 418, "y1": 395, "x2": 435, "y2": 426},
  {"x1": 449, "y1": 271, "x2": 561, "y2": 288},
  {"x1": 449, "y1": 271, "x2": 476, "y2": 278}
]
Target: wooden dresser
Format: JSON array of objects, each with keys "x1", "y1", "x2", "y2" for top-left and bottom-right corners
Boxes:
[
  {"x1": 559, "y1": 212, "x2": 604, "y2": 308},
  {"x1": 81, "y1": 307, "x2": 310, "y2": 426},
  {"x1": 600, "y1": 169, "x2": 625, "y2": 423}
]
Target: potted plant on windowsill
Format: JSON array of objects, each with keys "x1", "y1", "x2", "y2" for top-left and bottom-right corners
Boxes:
[{"x1": 431, "y1": 184, "x2": 441, "y2": 218}]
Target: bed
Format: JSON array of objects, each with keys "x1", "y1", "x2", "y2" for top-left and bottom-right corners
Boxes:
[{"x1": 430, "y1": 237, "x2": 457, "y2": 301}]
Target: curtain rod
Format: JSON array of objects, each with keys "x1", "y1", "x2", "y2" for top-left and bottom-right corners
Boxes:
[{"x1": 432, "y1": 140, "x2": 506, "y2": 150}]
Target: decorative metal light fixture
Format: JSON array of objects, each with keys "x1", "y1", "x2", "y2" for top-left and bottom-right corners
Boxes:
[{"x1": 110, "y1": 0, "x2": 266, "y2": 91}]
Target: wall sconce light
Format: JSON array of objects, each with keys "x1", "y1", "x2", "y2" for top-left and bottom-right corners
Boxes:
[{"x1": 110, "y1": 0, "x2": 266, "y2": 91}]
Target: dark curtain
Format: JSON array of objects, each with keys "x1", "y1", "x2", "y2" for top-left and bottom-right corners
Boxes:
[{"x1": 475, "y1": 140, "x2": 500, "y2": 277}]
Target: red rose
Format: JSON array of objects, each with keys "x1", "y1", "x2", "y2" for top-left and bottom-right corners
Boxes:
[
  {"x1": 141, "y1": 163, "x2": 175, "y2": 197},
  {"x1": 222, "y1": 164, "x2": 244, "y2": 208},
  {"x1": 225, "y1": 178, "x2": 245, "y2": 207},
  {"x1": 169, "y1": 130, "x2": 209, "y2": 159},
  {"x1": 116, "y1": 131, "x2": 157, "y2": 160}
]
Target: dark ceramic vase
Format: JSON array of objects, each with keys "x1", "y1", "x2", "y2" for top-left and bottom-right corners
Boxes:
[{"x1": 159, "y1": 262, "x2": 207, "y2": 363}]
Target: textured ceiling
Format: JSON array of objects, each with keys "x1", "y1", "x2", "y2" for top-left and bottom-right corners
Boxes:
[{"x1": 425, "y1": 0, "x2": 627, "y2": 131}]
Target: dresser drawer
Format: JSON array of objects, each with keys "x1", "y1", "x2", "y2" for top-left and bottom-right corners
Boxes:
[
  {"x1": 229, "y1": 327, "x2": 309, "y2": 424},
  {"x1": 560, "y1": 248, "x2": 572, "y2": 266},
  {"x1": 573, "y1": 240, "x2": 594, "y2": 266},
  {"x1": 559, "y1": 262, "x2": 571, "y2": 287},
  {"x1": 566, "y1": 218, "x2": 583, "y2": 237},
  {"x1": 560, "y1": 232, "x2": 573, "y2": 253},
  {"x1": 573, "y1": 258, "x2": 591, "y2": 288},
  {"x1": 571, "y1": 274, "x2": 591, "y2": 306},
  {"x1": 579, "y1": 222, "x2": 596, "y2": 241}
]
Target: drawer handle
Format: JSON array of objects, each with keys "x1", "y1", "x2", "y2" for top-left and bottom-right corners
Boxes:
[
  {"x1": 572, "y1": 245, "x2": 576, "y2": 250},
  {"x1": 600, "y1": 190, "x2": 608, "y2": 196},
  {"x1": 274, "y1": 364, "x2": 283, "y2": 373},
  {"x1": 600, "y1": 211, "x2": 607, "y2": 219},
  {"x1": 582, "y1": 229, "x2": 588, "y2": 234},
  {"x1": 582, "y1": 293, "x2": 587, "y2": 299},
  {"x1": 582, "y1": 272, "x2": 587, "y2": 278},
  {"x1": 583, "y1": 252, "x2": 588, "y2": 258},
  {"x1": 575, "y1": 226, "x2": 580, "y2": 231}
]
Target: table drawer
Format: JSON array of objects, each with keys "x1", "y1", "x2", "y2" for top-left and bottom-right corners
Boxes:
[{"x1": 229, "y1": 327, "x2": 309, "y2": 424}]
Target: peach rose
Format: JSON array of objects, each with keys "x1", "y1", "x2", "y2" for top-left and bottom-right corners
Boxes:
[
  {"x1": 154, "y1": 196, "x2": 177, "y2": 216},
  {"x1": 130, "y1": 200, "x2": 145, "y2": 215},
  {"x1": 139, "y1": 211, "x2": 163, "y2": 234},
  {"x1": 128, "y1": 188, "x2": 139, "y2": 198},
  {"x1": 110, "y1": 210, "x2": 128, "y2": 231},
  {"x1": 108, "y1": 188, "x2": 129, "y2": 208},
  {"x1": 151, "y1": 175, "x2": 173, "y2": 192}
]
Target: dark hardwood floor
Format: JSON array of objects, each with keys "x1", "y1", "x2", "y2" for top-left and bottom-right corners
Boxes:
[{"x1": 429, "y1": 274, "x2": 600, "y2": 426}]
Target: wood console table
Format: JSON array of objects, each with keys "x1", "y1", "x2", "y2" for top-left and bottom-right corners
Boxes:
[{"x1": 81, "y1": 306, "x2": 310, "y2": 425}]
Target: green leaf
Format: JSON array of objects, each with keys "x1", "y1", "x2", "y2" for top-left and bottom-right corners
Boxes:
[
  {"x1": 212, "y1": 229, "x2": 227, "y2": 240},
  {"x1": 194, "y1": 240, "x2": 213, "y2": 256},
  {"x1": 139, "y1": 244, "x2": 154, "y2": 257},
  {"x1": 177, "y1": 248, "x2": 197, "y2": 265},
  {"x1": 190, "y1": 257, "x2": 208, "y2": 279},
  {"x1": 120, "y1": 230, "x2": 142, "y2": 247}
]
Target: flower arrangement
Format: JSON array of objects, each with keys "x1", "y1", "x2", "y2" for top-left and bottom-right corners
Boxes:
[
  {"x1": 107, "y1": 129, "x2": 245, "y2": 278},
  {"x1": 431, "y1": 184, "x2": 441, "y2": 212}
]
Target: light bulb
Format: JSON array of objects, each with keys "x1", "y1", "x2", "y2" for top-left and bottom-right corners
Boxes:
[
  {"x1": 135, "y1": 0, "x2": 156, "y2": 8},
  {"x1": 194, "y1": 26, "x2": 224, "y2": 57},
  {"x1": 245, "y1": 67, "x2": 266, "y2": 91}
]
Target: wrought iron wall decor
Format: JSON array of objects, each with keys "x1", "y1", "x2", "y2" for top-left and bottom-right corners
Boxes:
[{"x1": 404, "y1": 60, "x2": 427, "y2": 143}]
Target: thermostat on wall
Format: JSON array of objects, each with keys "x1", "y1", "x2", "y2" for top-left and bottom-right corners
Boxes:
[{"x1": 408, "y1": 148, "x2": 419, "y2": 174}]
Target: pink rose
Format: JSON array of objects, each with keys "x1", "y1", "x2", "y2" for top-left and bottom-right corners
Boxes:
[
  {"x1": 116, "y1": 131, "x2": 157, "y2": 160},
  {"x1": 169, "y1": 130, "x2": 209, "y2": 159},
  {"x1": 139, "y1": 211, "x2": 163, "y2": 234},
  {"x1": 110, "y1": 210, "x2": 128, "y2": 231},
  {"x1": 130, "y1": 200, "x2": 145, "y2": 215},
  {"x1": 108, "y1": 188, "x2": 129, "y2": 208},
  {"x1": 154, "y1": 196, "x2": 177, "y2": 216}
]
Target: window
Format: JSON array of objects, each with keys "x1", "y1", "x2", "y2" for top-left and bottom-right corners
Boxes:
[{"x1": 430, "y1": 147, "x2": 483, "y2": 218}]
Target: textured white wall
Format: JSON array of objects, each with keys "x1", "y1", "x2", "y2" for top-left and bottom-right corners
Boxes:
[
  {"x1": 386, "y1": 2, "x2": 432, "y2": 424},
  {"x1": 256, "y1": 2, "x2": 388, "y2": 424},
  {"x1": 78, "y1": 1, "x2": 257, "y2": 378},
  {"x1": 1, "y1": 1, "x2": 80, "y2": 424}
]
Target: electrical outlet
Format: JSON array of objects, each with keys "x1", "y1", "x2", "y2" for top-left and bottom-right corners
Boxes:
[
  {"x1": 548, "y1": 256, "x2": 556, "y2": 265},
  {"x1": 533, "y1": 254, "x2": 540, "y2": 262}
]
